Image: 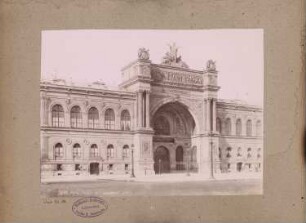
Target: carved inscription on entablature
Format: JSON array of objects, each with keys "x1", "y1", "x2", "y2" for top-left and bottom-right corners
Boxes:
[{"x1": 151, "y1": 67, "x2": 203, "y2": 86}]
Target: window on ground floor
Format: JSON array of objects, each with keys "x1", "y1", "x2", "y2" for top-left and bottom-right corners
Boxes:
[
  {"x1": 227, "y1": 163, "x2": 231, "y2": 172},
  {"x1": 107, "y1": 144, "x2": 114, "y2": 159},
  {"x1": 75, "y1": 164, "x2": 81, "y2": 171},
  {"x1": 90, "y1": 144, "x2": 99, "y2": 158},
  {"x1": 56, "y1": 164, "x2": 63, "y2": 171},
  {"x1": 226, "y1": 147, "x2": 232, "y2": 158},
  {"x1": 237, "y1": 147, "x2": 242, "y2": 157},
  {"x1": 72, "y1": 143, "x2": 82, "y2": 159},
  {"x1": 108, "y1": 164, "x2": 113, "y2": 171},
  {"x1": 237, "y1": 162, "x2": 243, "y2": 172},
  {"x1": 122, "y1": 145, "x2": 129, "y2": 159}
]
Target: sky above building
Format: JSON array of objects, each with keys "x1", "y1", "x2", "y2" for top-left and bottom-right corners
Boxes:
[{"x1": 41, "y1": 29, "x2": 263, "y2": 106}]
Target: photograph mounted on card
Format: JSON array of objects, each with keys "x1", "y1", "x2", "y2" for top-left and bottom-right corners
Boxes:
[{"x1": 40, "y1": 29, "x2": 264, "y2": 197}]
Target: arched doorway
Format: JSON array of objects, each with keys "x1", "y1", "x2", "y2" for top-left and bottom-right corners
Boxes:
[
  {"x1": 152, "y1": 101, "x2": 197, "y2": 173},
  {"x1": 176, "y1": 146, "x2": 184, "y2": 170},
  {"x1": 154, "y1": 146, "x2": 170, "y2": 174}
]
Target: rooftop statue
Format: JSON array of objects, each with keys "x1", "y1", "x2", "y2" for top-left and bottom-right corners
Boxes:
[
  {"x1": 206, "y1": 59, "x2": 217, "y2": 71},
  {"x1": 161, "y1": 43, "x2": 189, "y2": 68},
  {"x1": 138, "y1": 48, "x2": 150, "y2": 60}
]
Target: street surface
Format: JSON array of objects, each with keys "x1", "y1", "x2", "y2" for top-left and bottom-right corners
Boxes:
[{"x1": 41, "y1": 175, "x2": 262, "y2": 197}]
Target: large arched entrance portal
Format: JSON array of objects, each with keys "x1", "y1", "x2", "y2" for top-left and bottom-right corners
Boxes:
[
  {"x1": 152, "y1": 101, "x2": 197, "y2": 174},
  {"x1": 154, "y1": 146, "x2": 170, "y2": 174}
]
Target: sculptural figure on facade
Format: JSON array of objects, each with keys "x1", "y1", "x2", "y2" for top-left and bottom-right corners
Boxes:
[
  {"x1": 206, "y1": 59, "x2": 217, "y2": 71},
  {"x1": 161, "y1": 43, "x2": 189, "y2": 68},
  {"x1": 138, "y1": 48, "x2": 150, "y2": 60}
]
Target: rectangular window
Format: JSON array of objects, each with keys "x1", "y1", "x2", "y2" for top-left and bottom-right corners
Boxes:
[
  {"x1": 227, "y1": 163, "x2": 231, "y2": 172},
  {"x1": 108, "y1": 164, "x2": 113, "y2": 171},
  {"x1": 125, "y1": 164, "x2": 129, "y2": 171},
  {"x1": 75, "y1": 164, "x2": 81, "y2": 171},
  {"x1": 56, "y1": 164, "x2": 62, "y2": 171}
]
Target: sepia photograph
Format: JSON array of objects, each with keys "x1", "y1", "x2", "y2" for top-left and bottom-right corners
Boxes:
[{"x1": 40, "y1": 29, "x2": 264, "y2": 197}]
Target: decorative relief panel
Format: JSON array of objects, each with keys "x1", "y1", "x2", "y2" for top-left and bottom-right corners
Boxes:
[
  {"x1": 141, "y1": 141, "x2": 151, "y2": 157},
  {"x1": 66, "y1": 138, "x2": 72, "y2": 145},
  {"x1": 83, "y1": 139, "x2": 90, "y2": 145}
]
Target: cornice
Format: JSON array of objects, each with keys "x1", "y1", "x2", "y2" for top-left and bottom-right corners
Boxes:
[
  {"x1": 217, "y1": 101, "x2": 263, "y2": 112},
  {"x1": 41, "y1": 127, "x2": 136, "y2": 135},
  {"x1": 151, "y1": 63, "x2": 204, "y2": 74},
  {"x1": 40, "y1": 83, "x2": 136, "y2": 100}
]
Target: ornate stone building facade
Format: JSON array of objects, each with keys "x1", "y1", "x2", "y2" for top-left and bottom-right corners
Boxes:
[{"x1": 40, "y1": 45, "x2": 263, "y2": 180}]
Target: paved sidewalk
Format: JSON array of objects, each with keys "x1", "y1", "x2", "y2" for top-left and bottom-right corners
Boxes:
[{"x1": 42, "y1": 173, "x2": 261, "y2": 184}]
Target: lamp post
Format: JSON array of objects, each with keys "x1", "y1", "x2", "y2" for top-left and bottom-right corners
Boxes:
[
  {"x1": 186, "y1": 147, "x2": 190, "y2": 176},
  {"x1": 158, "y1": 159, "x2": 161, "y2": 175},
  {"x1": 210, "y1": 139, "x2": 214, "y2": 179},
  {"x1": 130, "y1": 144, "x2": 135, "y2": 178}
]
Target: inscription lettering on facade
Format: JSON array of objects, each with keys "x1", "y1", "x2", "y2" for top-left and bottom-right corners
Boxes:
[{"x1": 152, "y1": 68, "x2": 203, "y2": 86}]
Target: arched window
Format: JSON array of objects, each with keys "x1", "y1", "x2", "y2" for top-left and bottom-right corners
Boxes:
[
  {"x1": 52, "y1": 104, "x2": 64, "y2": 127},
  {"x1": 246, "y1": 119, "x2": 252, "y2": 136},
  {"x1": 216, "y1": 118, "x2": 222, "y2": 133},
  {"x1": 88, "y1": 107, "x2": 99, "y2": 129},
  {"x1": 71, "y1": 106, "x2": 82, "y2": 128},
  {"x1": 72, "y1": 143, "x2": 81, "y2": 159},
  {"x1": 105, "y1": 109, "x2": 115, "y2": 129},
  {"x1": 107, "y1": 144, "x2": 114, "y2": 159},
  {"x1": 122, "y1": 145, "x2": 129, "y2": 159},
  {"x1": 236, "y1": 119, "x2": 242, "y2": 136},
  {"x1": 257, "y1": 148, "x2": 261, "y2": 159},
  {"x1": 237, "y1": 147, "x2": 242, "y2": 157},
  {"x1": 154, "y1": 116, "x2": 170, "y2": 135},
  {"x1": 54, "y1": 143, "x2": 64, "y2": 159},
  {"x1": 225, "y1": 118, "x2": 232, "y2": 135},
  {"x1": 247, "y1": 148, "x2": 252, "y2": 158},
  {"x1": 90, "y1": 144, "x2": 99, "y2": 157},
  {"x1": 226, "y1": 147, "x2": 232, "y2": 158},
  {"x1": 256, "y1": 120, "x2": 262, "y2": 136},
  {"x1": 121, "y1": 110, "x2": 131, "y2": 131}
]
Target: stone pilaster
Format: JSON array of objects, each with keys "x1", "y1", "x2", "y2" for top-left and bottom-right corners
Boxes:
[
  {"x1": 145, "y1": 91, "x2": 150, "y2": 128},
  {"x1": 212, "y1": 99, "x2": 217, "y2": 132},
  {"x1": 137, "y1": 91, "x2": 143, "y2": 128}
]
